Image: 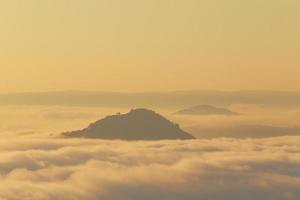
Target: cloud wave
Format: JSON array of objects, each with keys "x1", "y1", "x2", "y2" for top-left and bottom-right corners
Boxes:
[{"x1": 0, "y1": 137, "x2": 300, "y2": 200}]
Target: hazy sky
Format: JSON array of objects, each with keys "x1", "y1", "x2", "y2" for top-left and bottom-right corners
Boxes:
[{"x1": 1, "y1": 0, "x2": 299, "y2": 93}]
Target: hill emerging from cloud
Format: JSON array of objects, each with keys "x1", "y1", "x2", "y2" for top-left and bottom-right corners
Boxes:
[
  {"x1": 63, "y1": 109, "x2": 194, "y2": 140},
  {"x1": 175, "y1": 104, "x2": 239, "y2": 116}
]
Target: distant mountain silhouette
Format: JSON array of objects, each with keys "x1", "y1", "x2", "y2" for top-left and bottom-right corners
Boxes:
[
  {"x1": 175, "y1": 105, "x2": 239, "y2": 116},
  {"x1": 63, "y1": 109, "x2": 195, "y2": 140}
]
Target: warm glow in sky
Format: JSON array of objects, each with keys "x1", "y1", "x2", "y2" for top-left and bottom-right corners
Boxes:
[{"x1": 1, "y1": 0, "x2": 300, "y2": 93}]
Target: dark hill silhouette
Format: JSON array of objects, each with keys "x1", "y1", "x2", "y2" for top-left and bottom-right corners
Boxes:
[
  {"x1": 175, "y1": 104, "x2": 239, "y2": 116},
  {"x1": 63, "y1": 109, "x2": 195, "y2": 140}
]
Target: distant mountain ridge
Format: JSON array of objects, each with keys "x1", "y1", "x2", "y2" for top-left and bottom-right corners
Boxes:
[
  {"x1": 2, "y1": 90, "x2": 300, "y2": 108},
  {"x1": 63, "y1": 108, "x2": 195, "y2": 140},
  {"x1": 175, "y1": 104, "x2": 239, "y2": 116}
]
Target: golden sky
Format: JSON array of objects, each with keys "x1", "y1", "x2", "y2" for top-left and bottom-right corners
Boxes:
[{"x1": 0, "y1": 0, "x2": 299, "y2": 93}]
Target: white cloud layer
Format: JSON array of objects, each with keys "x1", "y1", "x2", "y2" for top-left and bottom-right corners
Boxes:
[{"x1": 0, "y1": 137, "x2": 300, "y2": 200}]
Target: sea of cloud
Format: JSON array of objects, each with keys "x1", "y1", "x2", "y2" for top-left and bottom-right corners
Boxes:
[
  {"x1": 0, "y1": 105, "x2": 300, "y2": 199},
  {"x1": 0, "y1": 137, "x2": 300, "y2": 200},
  {"x1": 2, "y1": 104, "x2": 300, "y2": 139}
]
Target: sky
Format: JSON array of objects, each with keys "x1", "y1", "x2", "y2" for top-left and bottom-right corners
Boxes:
[{"x1": 1, "y1": 0, "x2": 300, "y2": 93}]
